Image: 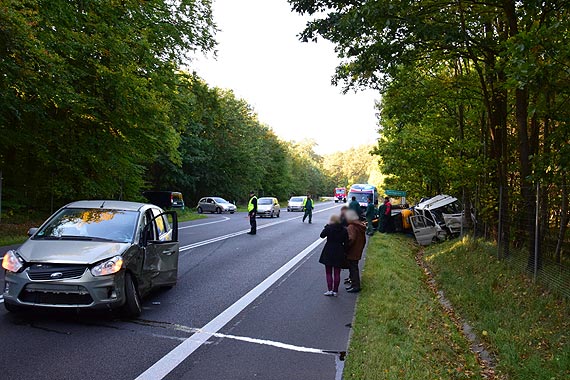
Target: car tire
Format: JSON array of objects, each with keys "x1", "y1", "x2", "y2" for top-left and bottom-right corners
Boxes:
[
  {"x1": 4, "y1": 301, "x2": 23, "y2": 313},
  {"x1": 197, "y1": 207, "x2": 203, "y2": 214},
  {"x1": 287, "y1": 208, "x2": 290, "y2": 212},
  {"x1": 216, "y1": 207, "x2": 222, "y2": 214},
  {"x1": 230, "y1": 211, "x2": 234, "y2": 214},
  {"x1": 122, "y1": 272, "x2": 142, "y2": 318},
  {"x1": 277, "y1": 211, "x2": 280, "y2": 218},
  {"x1": 270, "y1": 211, "x2": 274, "y2": 218}
]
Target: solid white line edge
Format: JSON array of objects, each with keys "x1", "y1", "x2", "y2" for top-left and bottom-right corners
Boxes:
[{"x1": 135, "y1": 236, "x2": 325, "y2": 380}]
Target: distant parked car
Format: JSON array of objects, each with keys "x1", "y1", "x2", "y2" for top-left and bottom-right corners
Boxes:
[
  {"x1": 257, "y1": 197, "x2": 280, "y2": 218},
  {"x1": 287, "y1": 196, "x2": 306, "y2": 212},
  {"x1": 197, "y1": 197, "x2": 236, "y2": 214},
  {"x1": 2, "y1": 200, "x2": 179, "y2": 317},
  {"x1": 143, "y1": 191, "x2": 185, "y2": 210}
]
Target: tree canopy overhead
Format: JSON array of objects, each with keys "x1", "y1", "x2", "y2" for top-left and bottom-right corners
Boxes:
[{"x1": 289, "y1": 0, "x2": 570, "y2": 264}]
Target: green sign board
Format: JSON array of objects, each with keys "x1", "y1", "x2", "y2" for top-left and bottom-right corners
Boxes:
[{"x1": 385, "y1": 189, "x2": 407, "y2": 197}]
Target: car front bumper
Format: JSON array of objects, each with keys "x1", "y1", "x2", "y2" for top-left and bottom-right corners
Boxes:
[
  {"x1": 287, "y1": 206, "x2": 304, "y2": 211},
  {"x1": 3, "y1": 269, "x2": 127, "y2": 310}
]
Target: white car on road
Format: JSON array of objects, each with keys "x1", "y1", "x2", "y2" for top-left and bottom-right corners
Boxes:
[
  {"x1": 287, "y1": 196, "x2": 306, "y2": 212},
  {"x1": 256, "y1": 197, "x2": 280, "y2": 218}
]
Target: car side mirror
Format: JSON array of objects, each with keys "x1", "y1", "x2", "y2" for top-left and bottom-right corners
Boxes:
[{"x1": 27, "y1": 227, "x2": 38, "y2": 237}]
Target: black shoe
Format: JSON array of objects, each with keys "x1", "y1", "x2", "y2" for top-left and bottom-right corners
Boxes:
[
  {"x1": 346, "y1": 287, "x2": 361, "y2": 293},
  {"x1": 247, "y1": 232, "x2": 256, "y2": 235},
  {"x1": 308, "y1": 221, "x2": 312, "y2": 224},
  {"x1": 344, "y1": 278, "x2": 351, "y2": 285}
]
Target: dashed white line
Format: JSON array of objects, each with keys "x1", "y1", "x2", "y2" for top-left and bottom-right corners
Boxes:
[
  {"x1": 135, "y1": 236, "x2": 326, "y2": 380},
  {"x1": 179, "y1": 203, "x2": 339, "y2": 253},
  {"x1": 179, "y1": 216, "x2": 230, "y2": 230}
]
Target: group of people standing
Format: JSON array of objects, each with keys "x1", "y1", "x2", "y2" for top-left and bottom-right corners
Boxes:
[
  {"x1": 318, "y1": 207, "x2": 366, "y2": 296},
  {"x1": 356, "y1": 195, "x2": 393, "y2": 236}
]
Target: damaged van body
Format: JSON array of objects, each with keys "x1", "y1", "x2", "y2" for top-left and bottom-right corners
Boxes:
[{"x1": 410, "y1": 195, "x2": 467, "y2": 245}]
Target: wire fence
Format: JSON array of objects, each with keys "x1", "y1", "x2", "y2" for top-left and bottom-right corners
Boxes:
[{"x1": 489, "y1": 184, "x2": 570, "y2": 299}]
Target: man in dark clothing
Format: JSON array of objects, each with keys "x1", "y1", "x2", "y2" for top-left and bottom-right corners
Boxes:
[
  {"x1": 379, "y1": 196, "x2": 392, "y2": 233},
  {"x1": 365, "y1": 196, "x2": 376, "y2": 236},
  {"x1": 348, "y1": 196, "x2": 361, "y2": 216},
  {"x1": 302, "y1": 194, "x2": 314, "y2": 223},
  {"x1": 247, "y1": 191, "x2": 257, "y2": 235}
]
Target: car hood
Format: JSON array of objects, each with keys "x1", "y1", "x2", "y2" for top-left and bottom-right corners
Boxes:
[{"x1": 17, "y1": 240, "x2": 131, "y2": 265}]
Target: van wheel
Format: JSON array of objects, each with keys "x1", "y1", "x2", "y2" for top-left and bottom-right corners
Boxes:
[
  {"x1": 122, "y1": 272, "x2": 142, "y2": 318},
  {"x1": 197, "y1": 207, "x2": 203, "y2": 214},
  {"x1": 216, "y1": 207, "x2": 222, "y2": 214}
]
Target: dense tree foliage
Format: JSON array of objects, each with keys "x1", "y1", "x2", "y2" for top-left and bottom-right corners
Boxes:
[
  {"x1": 323, "y1": 145, "x2": 383, "y2": 189},
  {"x1": 290, "y1": 0, "x2": 570, "y2": 264},
  {"x1": 0, "y1": 0, "x2": 337, "y2": 213}
]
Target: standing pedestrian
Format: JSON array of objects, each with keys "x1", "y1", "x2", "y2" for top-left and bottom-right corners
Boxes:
[
  {"x1": 340, "y1": 205, "x2": 349, "y2": 227},
  {"x1": 302, "y1": 194, "x2": 314, "y2": 223},
  {"x1": 348, "y1": 196, "x2": 361, "y2": 216},
  {"x1": 365, "y1": 196, "x2": 376, "y2": 236},
  {"x1": 379, "y1": 196, "x2": 392, "y2": 233},
  {"x1": 247, "y1": 191, "x2": 257, "y2": 235},
  {"x1": 319, "y1": 214, "x2": 348, "y2": 296},
  {"x1": 345, "y1": 209, "x2": 366, "y2": 293}
]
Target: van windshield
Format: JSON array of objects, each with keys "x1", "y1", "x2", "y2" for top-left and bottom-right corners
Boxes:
[
  {"x1": 34, "y1": 208, "x2": 138, "y2": 243},
  {"x1": 348, "y1": 192, "x2": 372, "y2": 203}
]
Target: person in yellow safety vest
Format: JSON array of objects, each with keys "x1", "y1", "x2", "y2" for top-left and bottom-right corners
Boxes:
[
  {"x1": 247, "y1": 191, "x2": 258, "y2": 235},
  {"x1": 302, "y1": 194, "x2": 314, "y2": 224}
]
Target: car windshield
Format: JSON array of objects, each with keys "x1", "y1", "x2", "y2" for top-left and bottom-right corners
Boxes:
[
  {"x1": 349, "y1": 192, "x2": 372, "y2": 203},
  {"x1": 213, "y1": 197, "x2": 229, "y2": 203},
  {"x1": 34, "y1": 208, "x2": 138, "y2": 243},
  {"x1": 290, "y1": 197, "x2": 303, "y2": 202},
  {"x1": 258, "y1": 198, "x2": 272, "y2": 205}
]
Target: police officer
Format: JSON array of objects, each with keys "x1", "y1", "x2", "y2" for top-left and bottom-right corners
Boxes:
[
  {"x1": 302, "y1": 194, "x2": 314, "y2": 223},
  {"x1": 247, "y1": 191, "x2": 257, "y2": 235},
  {"x1": 365, "y1": 196, "x2": 376, "y2": 236}
]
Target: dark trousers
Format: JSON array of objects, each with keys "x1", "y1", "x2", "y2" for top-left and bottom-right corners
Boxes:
[
  {"x1": 348, "y1": 260, "x2": 360, "y2": 289},
  {"x1": 303, "y1": 209, "x2": 312, "y2": 223},
  {"x1": 249, "y1": 213, "x2": 257, "y2": 234}
]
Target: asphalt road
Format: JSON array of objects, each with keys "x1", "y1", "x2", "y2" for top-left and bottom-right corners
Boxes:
[{"x1": 0, "y1": 202, "x2": 360, "y2": 380}]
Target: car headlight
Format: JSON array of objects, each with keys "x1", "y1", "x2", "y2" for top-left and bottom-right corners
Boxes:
[
  {"x1": 2, "y1": 250, "x2": 25, "y2": 273},
  {"x1": 90, "y1": 255, "x2": 123, "y2": 277}
]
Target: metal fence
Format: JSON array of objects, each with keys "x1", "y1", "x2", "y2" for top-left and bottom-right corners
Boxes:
[{"x1": 492, "y1": 184, "x2": 570, "y2": 299}]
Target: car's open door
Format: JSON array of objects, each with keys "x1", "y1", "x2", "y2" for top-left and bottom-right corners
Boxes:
[
  {"x1": 410, "y1": 215, "x2": 437, "y2": 246},
  {"x1": 142, "y1": 210, "x2": 179, "y2": 288}
]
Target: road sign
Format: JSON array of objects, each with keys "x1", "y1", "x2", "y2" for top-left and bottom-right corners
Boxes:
[{"x1": 385, "y1": 189, "x2": 407, "y2": 197}]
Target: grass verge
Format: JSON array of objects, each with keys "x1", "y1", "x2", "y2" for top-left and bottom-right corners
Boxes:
[
  {"x1": 174, "y1": 209, "x2": 207, "y2": 223},
  {"x1": 424, "y1": 237, "x2": 570, "y2": 380},
  {"x1": 344, "y1": 234, "x2": 481, "y2": 379}
]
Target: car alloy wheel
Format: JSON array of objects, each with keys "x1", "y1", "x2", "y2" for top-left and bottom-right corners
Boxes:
[
  {"x1": 216, "y1": 207, "x2": 222, "y2": 214},
  {"x1": 197, "y1": 207, "x2": 203, "y2": 214}
]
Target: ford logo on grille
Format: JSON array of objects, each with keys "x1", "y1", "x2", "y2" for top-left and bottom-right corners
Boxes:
[{"x1": 50, "y1": 272, "x2": 63, "y2": 279}]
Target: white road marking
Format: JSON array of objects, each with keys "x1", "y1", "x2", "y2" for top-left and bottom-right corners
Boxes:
[
  {"x1": 135, "y1": 237, "x2": 326, "y2": 380},
  {"x1": 179, "y1": 203, "x2": 339, "y2": 253},
  {"x1": 0, "y1": 296, "x2": 4, "y2": 304},
  {"x1": 179, "y1": 217, "x2": 230, "y2": 230},
  {"x1": 134, "y1": 320, "x2": 338, "y2": 356}
]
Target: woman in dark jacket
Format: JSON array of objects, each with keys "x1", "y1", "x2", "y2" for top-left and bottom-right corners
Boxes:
[{"x1": 319, "y1": 214, "x2": 349, "y2": 296}]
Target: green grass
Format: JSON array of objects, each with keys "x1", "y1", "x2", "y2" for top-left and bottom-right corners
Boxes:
[
  {"x1": 174, "y1": 208, "x2": 207, "y2": 223},
  {"x1": 424, "y1": 237, "x2": 570, "y2": 380},
  {"x1": 344, "y1": 234, "x2": 481, "y2": 379}
]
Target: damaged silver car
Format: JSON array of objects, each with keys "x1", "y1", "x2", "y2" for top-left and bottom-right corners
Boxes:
[
  {"x1": 2, "y1": 200, "x2": 179, "y2": 317},
  {"x1": 410, "y1": 195, "x2": 468, "y2": 245}
]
